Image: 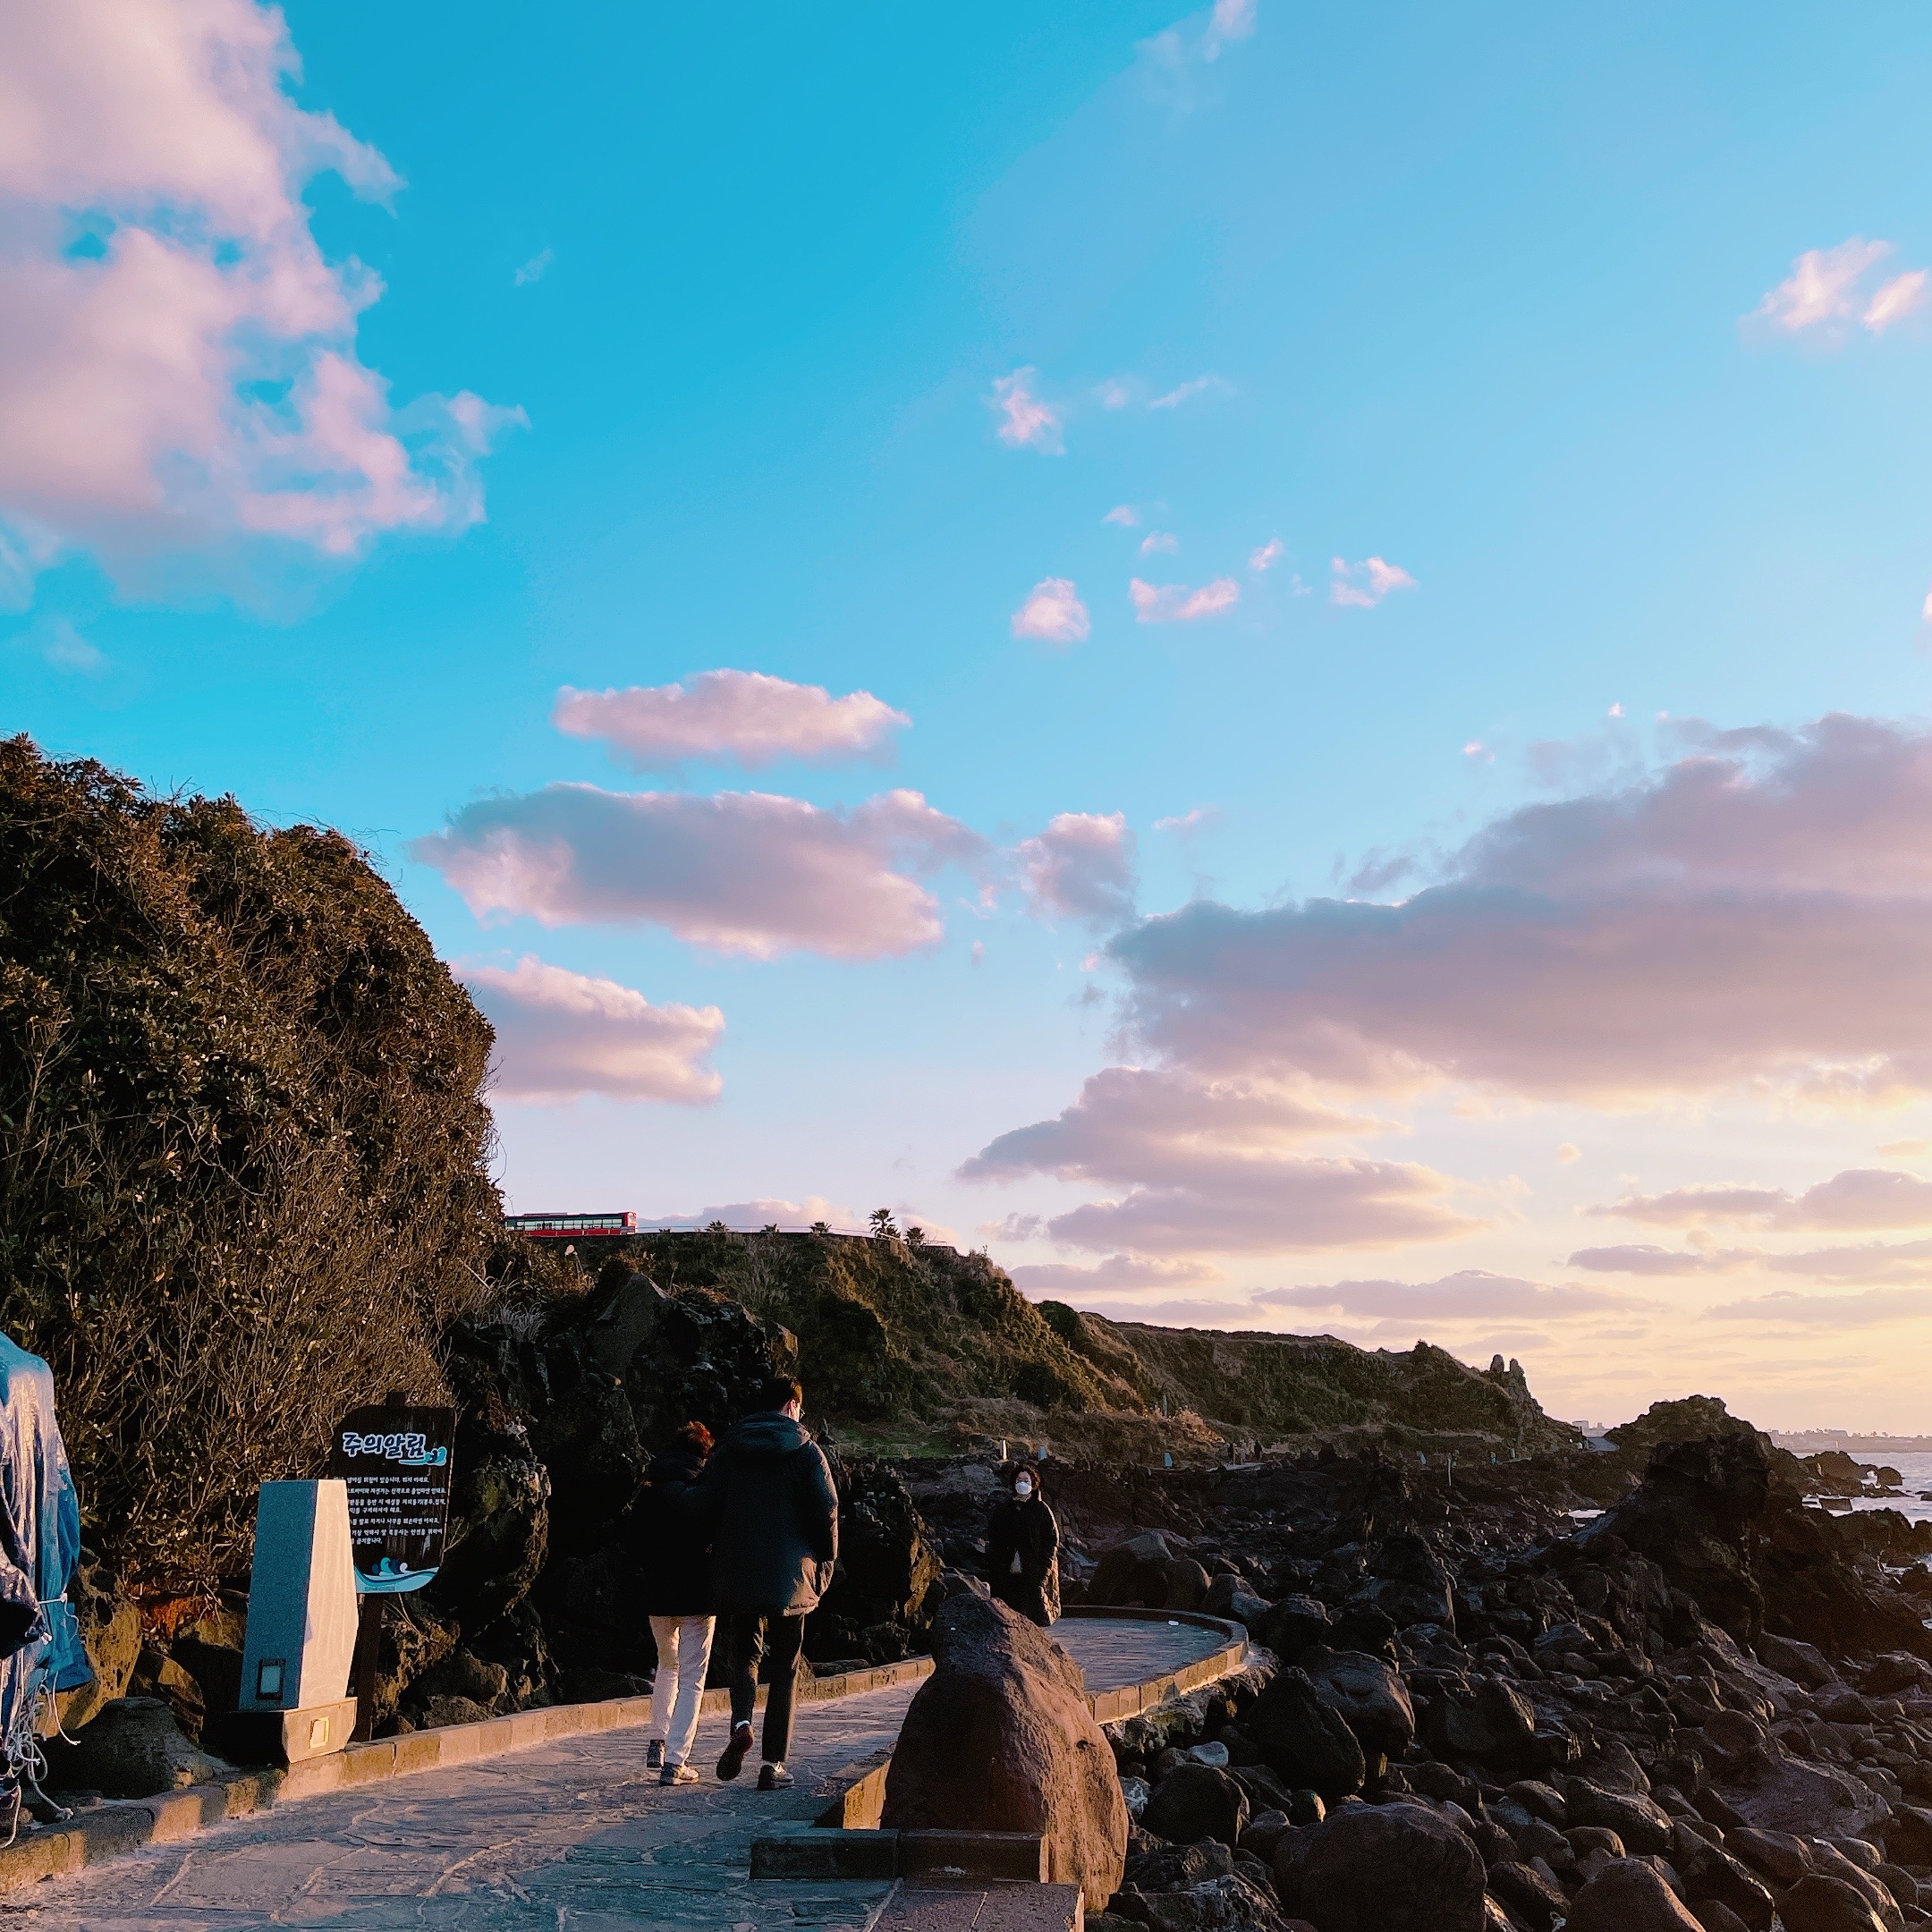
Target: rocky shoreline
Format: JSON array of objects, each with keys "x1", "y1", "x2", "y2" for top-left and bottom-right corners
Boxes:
[
  {"x1": 34, "y1": 1257, "x2": 1932, "y2": 1932},
  {"x1": 1067, "y1": 1421, "x2": 1932, "y2": 1931}
]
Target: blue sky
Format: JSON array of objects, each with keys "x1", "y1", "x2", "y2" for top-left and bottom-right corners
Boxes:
[{"x1": 13, "y1": 0, "x2": 1932, "y2": 1428}]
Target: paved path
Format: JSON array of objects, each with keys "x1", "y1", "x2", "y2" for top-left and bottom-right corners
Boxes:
[{"x1": 12, "y1": 1619, "x2": 1226, "y2": 1932}]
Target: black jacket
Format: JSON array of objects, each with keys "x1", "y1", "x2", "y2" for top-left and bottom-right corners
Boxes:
[
  {"x1": 635, "y1": 1445, "x2": 712, "y2": 1617},
  {"x1": 682, "y1": 1412, "x2": 838, "y2": 1614},
  {"x1": 987, "y1": 1493, "x2": 1060, "y2": 1625}
]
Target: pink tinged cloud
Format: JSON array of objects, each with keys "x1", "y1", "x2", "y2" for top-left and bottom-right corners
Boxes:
[
  {"x1": 1130, "y1": 576, "x2": 1239, "y2": 623},
  {"x1": 1330, "y1": 555, "x2": 1416, "y2": 608},
  {"x1": 1104, "y1": 505, "x2": 1140, "y2": 528},
  {"x1": 1751, "y1": 239, "x2": 1928, "y2": 339},
  {"x1": 461, "y1": 955, "x2": 723, "y2": 1104},
  {"x1": 0, "y1": 0, "x2": 521, "y2": 597},
  {"x1": 1249, "y1": 539, "x2": 1284, "y2": 573},
  {"x1": 1148, "y1": 376, "x2": 1223, "y2": 410},
  {"x1": 1108, "y1": 712, "x2": 1932, "y2": 1105},
  {"x1": 648, "y1": 1196, "x2": 858, "y2": 1233},
  {"x1": 1015, "y1": 811, "x2": 1138, "y2": 927},
  {"x1": 1586, "y1": 1165, "x2": 1932, "y2": 1232},
  {"x1": 411, "y1": 784, "x2": 987, "y2": 961},
  {"x1": 1011, "y1": 578, "x2": 1090, "y2": 644},
  {"x1": 552, "y1": 670, "x2": 908, "y2": 771},
  {"x1": 1005, "y1": 1254, "x2": 1229, "y2": 1295},
  {"x1": 1865, "y1": 270, "x2": 1929, "y2": 333},
  {"x1": 990, "y1": 368, "x2": 1063, "y2": 453},
  {"x1": 1261, "y1": 1270, "x2": 1638, "y2": 1324},
  {"x1": 1140, "y1": 531, "x2": 1179, "y2": 555},
  {"x1": 958, "y1": 1065, "x2": 1471, "y2": 1255}
]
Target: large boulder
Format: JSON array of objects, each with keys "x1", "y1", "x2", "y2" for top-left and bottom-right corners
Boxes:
[
  {"x1": 1300, "y1": 1646, "x2": 1414, "y2": 1761},
  {"x1": 1487, "y1": 1860, "x2": 1568, "y2": 1931},
  {"x1": 1256, "y1": 1596, "x2": 1331, "y2": 1664},
  {"x1": 1349, "y1": 1532, "x2": 1455, "y2": 1630},
  {"x1": 1432, "y1": 1675, "x2": 1537, "y2": 1767},
  {"x1": 43, "y1": 1697, "x2": 231, "y2": 1797},
  {"x1": 1717, "y1": 1744, "x2": 1889, "y2": 1839},
  {"x1": 807, "y1": 1457, "x2": 944, "y2": 1665},
  {"x1": 1139, "y1": 1872, "x2": 1295, "y2": 1931},
  {"x1": 1284, "y1": 1799, "x2": 1485, "y2": 1932},
  {"x1": 1779, "y1": 1875, "x2": 1893, "y2": 1932},
  {"x1": 1564, "y1": 1781, "x2": 1674, "y2": 1856},
  {"x1": 58, "y1": 1564, "x2": 140, "y2": 1732},
  {"x1": 1246, "y1": 1667, "x2": 1366, "y2": 1801},
  {"x1": 622, "y1": 1284, "x2": 798, "y2": 1444},
  {"x1": 525, "y1": 1363, "x2": 648, "y2": 1555},
  {"x1": 881, "y1": 1592, "x2": 1126, "y2": 1911},
  {"x1": 1141, "y1": 1764, "x2": 1250, "y2": 1849},
  {"x1": 425, "y1": 1391, "x2": 551, "y2": 1631},
  {"x1": 1676, "y1": 1835, "x2": 1775, "y2": 1931},
  {"x1": 1562, "y1": 1859, "x2": 1701, "y2": 1932}
]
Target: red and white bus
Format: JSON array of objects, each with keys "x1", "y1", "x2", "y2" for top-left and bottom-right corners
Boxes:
[{"x1": 503, "y1": 1211, "x2": 638, "y2": 1239}]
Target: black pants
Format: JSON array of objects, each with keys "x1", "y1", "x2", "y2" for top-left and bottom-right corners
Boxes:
[{"x1": 725, "y1": 1607, "x2": 806, "y2": 1766}]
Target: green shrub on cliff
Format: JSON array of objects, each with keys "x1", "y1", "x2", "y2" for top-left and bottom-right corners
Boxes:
[{"x1": 0, "y1": 737, "x2": 503, "y2": 1589}]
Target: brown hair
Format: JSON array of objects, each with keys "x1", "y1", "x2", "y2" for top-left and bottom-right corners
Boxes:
[
  {"x1": 674, "y1": 1420, "x2": 714, "y2": 1454},
  {"x1": 757, "y1": 1375, "x2": 803, "y2": 1413}
]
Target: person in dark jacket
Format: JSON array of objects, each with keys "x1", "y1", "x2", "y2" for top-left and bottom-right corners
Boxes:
[
  {"x1": 682, "y1": 1375, "x2": 838, "y2": 1791},
  {"x1": 986, "y1": 1462, "x2": 1060, "y2": 1626},
  {"x1": 638, "y1": 1420, "x2": 715, "y2": 1785}
]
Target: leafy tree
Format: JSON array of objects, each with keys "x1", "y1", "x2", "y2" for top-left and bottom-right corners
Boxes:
[{"x1": 0, "y1": 737, "x2": 502, "y2": 1589}]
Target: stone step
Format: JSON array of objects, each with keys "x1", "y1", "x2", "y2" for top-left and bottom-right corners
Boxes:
[{"x1": 869, "y1": 1879, "x2": 1083, "y2": 1931}]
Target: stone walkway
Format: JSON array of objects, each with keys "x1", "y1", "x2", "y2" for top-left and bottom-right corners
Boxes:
[{"x1": 11, "y1": 1619, "x2": 1225, "y2": 1932}]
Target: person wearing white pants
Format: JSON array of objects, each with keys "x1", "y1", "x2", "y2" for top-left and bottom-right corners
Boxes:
[
  {"x1": 638, "y1": 1420, "x2": 717, "y2": 1785},
  {"x1": 648, "y1": 1612, "x2": 715, "y2": 1775}
]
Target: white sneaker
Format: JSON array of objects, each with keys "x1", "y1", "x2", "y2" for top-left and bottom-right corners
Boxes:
[{"x1": 646, "y1": 1739, "x2": 665, "y2": 1770}]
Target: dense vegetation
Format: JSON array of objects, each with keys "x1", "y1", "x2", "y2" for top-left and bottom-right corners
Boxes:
[
  {"x1": 567, "y1": 1227, "x2": 1574, "y2": 1462},
  {"x1": 0, "y1": 737, "x2": 505, "y2": 1589}
]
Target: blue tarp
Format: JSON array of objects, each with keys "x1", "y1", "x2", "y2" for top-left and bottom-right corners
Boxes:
[{"x1": 0, "y1": 1335, "x2": 87, "y2": 1758}]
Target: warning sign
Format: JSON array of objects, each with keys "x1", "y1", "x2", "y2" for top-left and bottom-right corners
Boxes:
[{"x1": 328, "y1": 1405, "x2": 455, "y2": 1594}]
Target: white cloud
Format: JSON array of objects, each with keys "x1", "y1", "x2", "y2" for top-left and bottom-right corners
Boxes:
[
  {"x1": 960, "y1": 1065, "x2": 1471, "y2": 1257},
  {"x1": 1207, "y1": 0, "x2": 1258, "y2": 50},
  {"x1": 1140, "y1": 531, "x2": 1178, "y2": 555},
  {"x1": 1866, "y1": 270, "x2": 1929, "y2": 334},
  {"x1": 1015, "y1": 812, "x2": 1138, "y2": 927},
  {"x1": 1331, "y1": 555, "x2": 1416, "y2": 608},
  {"x1": 1148, "y1": 375, "x2": 1226, "y2": 410},
  {"x1": 1249, "y1": 539, "x2": 1284, "y2": 573},
  {"x1": 1104, "y1": 504, "x2": 1140, "y2": 528},
  {"x1": 990, "y1": 368, "x2": 1063, "y2": 453},
  {"x1": 13, "y1": 613, "x2": 103, "y2": 674},
  {"x1": 412, "y1": 783, "x2": 987, "y2": 961},
  {"x1": 646, "y1": 1196, "x2": 859, "y2": 1233},
  {"x1": 1107, "y1": 712, "x2": 1932, "y2": 1107},
  {"x1": 1155, "y1": 806, "x2": 1220, "y2": 836},
  {"x1": 1586, "y1": 1166, "x2": 1932, "y2": 1233},
  {"x1": 513, "y1": 248, "x2": 553, "y2": 287},
  {"x1": 1262, "y1": 1271, "x2": 1640, "y2": 1325},
  {"x1": 462, "y1": 955, "x2": 724, "y2": 1104},
  {"x1": 1130, "y1": 576, "x2": 1239, "y2": 623},
  {"x1": 1012, "y1": 577, "x2": 1091, "y2": 644},
  {"x1": 1007, "y1": 1253, "x2": 1228, "y2": 1295},
  {"x1": 553, "y1": 670, "x2": 908, "y2": 770},
  {"x1": 0, "y1": 0, "x2": 521, "y2": 598},
  {"x1": 1750, "y1": 238, "x2": 1928, "y2": 340}
]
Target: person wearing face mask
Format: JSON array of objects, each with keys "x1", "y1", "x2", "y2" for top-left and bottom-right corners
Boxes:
[{"x1": 986, "y1": 1461, "x2": 1060, "y2": 1626}]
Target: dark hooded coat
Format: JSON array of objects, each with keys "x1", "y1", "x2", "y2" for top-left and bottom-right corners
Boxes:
[
  {"x1": 682, "y1": 1411, "x2": 839, "y2": 1614},
  {"x1": 634, "y1": 1442, "x2": 713, "y2": 1616},
  {"x1": 987, "y1": 1487, "x2": 1060, "y2": 1626}
]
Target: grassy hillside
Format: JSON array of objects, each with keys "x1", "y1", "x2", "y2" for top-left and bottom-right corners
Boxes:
[{"x1": 564, "y1": 1228, "x2": 1575, "y2": 1462}]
